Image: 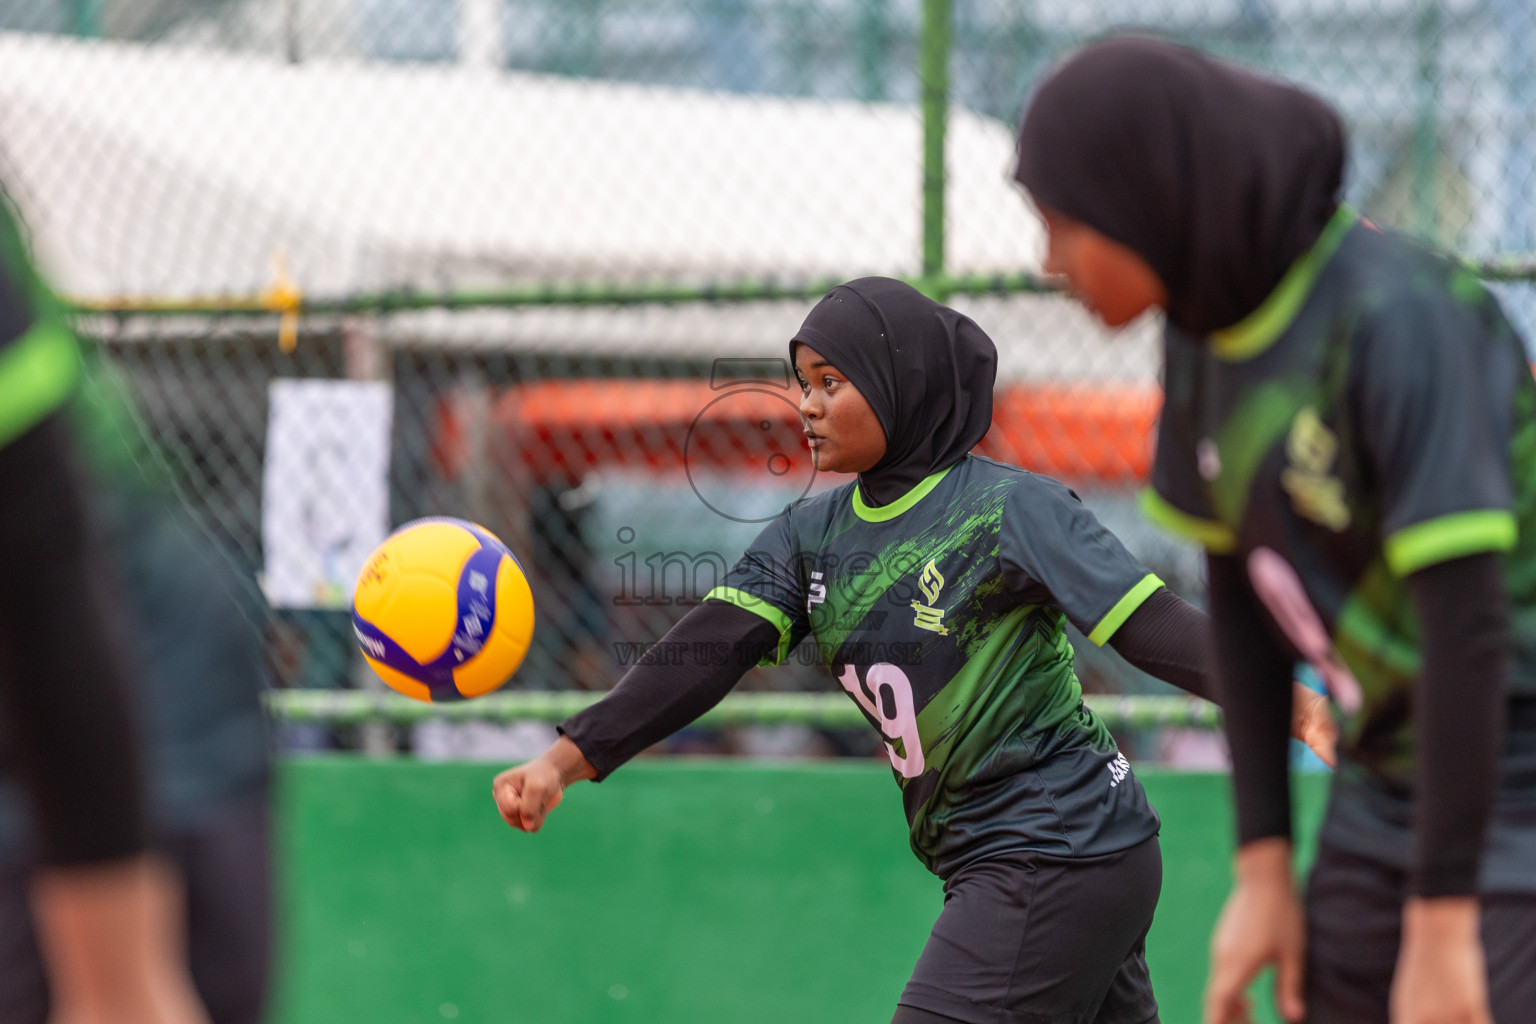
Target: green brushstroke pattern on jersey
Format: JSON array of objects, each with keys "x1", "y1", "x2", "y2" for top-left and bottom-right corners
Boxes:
[
  {"x1": 1330, "y1": 559, "x2": 1422, "y2": 775},
  {"x1": 809, "y1": 475, "x2": 1014, "y2": 659},
  {"x1": 1207, "y1": 379, "x2": 1316, "y2": 528},
  {"x1": 917, "y1": 606, "x2": 1079, "y2": 760},
  {"x1": 905, "y1": 602, "x2": 1119, "y2": 864},
  {"x1": 913, "y1": 604, "x2": 1111, "y2": 775}
]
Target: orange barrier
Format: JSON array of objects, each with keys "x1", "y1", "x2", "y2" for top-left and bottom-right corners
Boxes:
[
  {"x1": 435, "y1": 379, "x2": 1161, "y2": 487},
  {"x1": 980, "y1": 383, "x2": 1160, "y2": 484}
]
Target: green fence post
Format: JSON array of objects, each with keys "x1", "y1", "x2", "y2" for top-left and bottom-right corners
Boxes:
[
  {"x1": 71, "y1": 0, "x2": 101, "y2": 37},
  {"x1": 919, "y1": 0, "x2": 951, "y2": 301},
  {"x1": 857, "y1": 0, "x2": 891, "y2": 103},
  {"x1": 1412, "y1": 0, "x2": 1443, "y2": 242}
]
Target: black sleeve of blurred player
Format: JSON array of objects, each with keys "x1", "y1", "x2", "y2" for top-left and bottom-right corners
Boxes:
[
  {"x1": 1107, "y1": 586, "x2": 1215, "y2": 702},
  {"x1": 0, "y1": 414, "x2": 148, "y2": 866},
  {"x1": 1408, "y1": 552, "x2": 1507, "y2": 897},
  {"x1": 1207, "y1": 553, "x2": 1296, "y2": 846},
  {"x1": 558, "y1": 600, "x2": 780, "y2": 780}
]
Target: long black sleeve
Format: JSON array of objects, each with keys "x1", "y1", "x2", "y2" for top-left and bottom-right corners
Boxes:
[
  {"x1": 1106, "y1": 586, "x2": 1215, "y2": 701},
  {"x1": 1407, "y1": 552, "x2": 1507, "y2": 897},
  {"x1": 0, "y1": 414, "x2": 147, "y2": 866},
  {"x1": 558, "y1": 599, "x2": 780, "y2": 780},
  {"x1": 1208, "y1": 553, "x2": 1297, "y2": 846}
]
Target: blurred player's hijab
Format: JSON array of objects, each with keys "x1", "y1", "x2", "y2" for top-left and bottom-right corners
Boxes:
[
  {"x1": 791, "y1": 276, "x2": 997, "y2": 507},
  {"x1": 1013, "y1": 36, "x2": 1345, "y2": 336}
]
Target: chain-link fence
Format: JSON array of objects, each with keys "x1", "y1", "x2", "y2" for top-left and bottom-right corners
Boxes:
[{"x1": 1, "y1": 0, "x2": 1532, "y2": 754}]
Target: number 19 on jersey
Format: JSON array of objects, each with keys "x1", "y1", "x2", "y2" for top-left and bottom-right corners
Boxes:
[{"x1": 837, "y1": 663, "x2": 925, "y2": 778}]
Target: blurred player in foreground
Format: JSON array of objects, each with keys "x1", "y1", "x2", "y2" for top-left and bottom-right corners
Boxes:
[
  {"x1": 0, "y1": 203, "x2": 205, "y2": 1023},
  {"x1": 0, "y1": 195, "x2": 270, "y2": 1024},
  {"x1": 1015, "y1": 36, "x2": 1536, "y2": 1024},
  {"x1": 496, "y1": 278, "x2": 1333, "y2": 1024}
]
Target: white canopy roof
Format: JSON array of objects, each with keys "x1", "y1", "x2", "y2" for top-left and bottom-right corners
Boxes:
[
  {"x1": 0, "y1": 32, "x2": 1045, "y2": 300},
  {"x1": 0, "y1": 32, "x2": 1159, "y2": 382}
]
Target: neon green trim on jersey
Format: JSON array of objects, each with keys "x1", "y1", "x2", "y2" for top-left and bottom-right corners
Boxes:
[
  {"x1": 705, "y1": 586, "x2": 796, "y2": 665},
  {"x1": 851, "y1": 464, "x2": 955, "y2": 523},
  {"x1": 1138, "y1": 488, "x2": 1237, "y2": 554},
  {"x1": 0, "y1": 320, "x2": 79, "y2": 448},
  {"x1": 1087, "y1": 573, "x2": 1165, "y2": 647},
  {"x1": 1210, "y1": 205, "x2": 1358, "y2": 362},
  {"x1": 1383, "y1": 510, "x2": 1519, "y2": 577}
]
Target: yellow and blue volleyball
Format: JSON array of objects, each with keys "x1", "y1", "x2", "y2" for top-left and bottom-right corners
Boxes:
[{"x1": 351, "y1": 518, "x2": 536, "y2": 702}]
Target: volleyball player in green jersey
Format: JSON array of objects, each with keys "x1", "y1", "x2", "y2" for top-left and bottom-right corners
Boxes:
[
  {"x1": 0, "y1": 198, "x2": 211, "y2": 1022},
  {"x1": 1014, "y1": 37, "x2": 1536, "y2": 1024},
  {"x1": 0, "y1": 199, "x2": 271, "y2": 1022},
  {"x1": 495, "y1": 277, "x2": 1334, "y2": 1024}
]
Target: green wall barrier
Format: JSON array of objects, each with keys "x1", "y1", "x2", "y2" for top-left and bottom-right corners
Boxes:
[{"x1": 271, "y1": 759, "x2": 1328, "y2": 1024}]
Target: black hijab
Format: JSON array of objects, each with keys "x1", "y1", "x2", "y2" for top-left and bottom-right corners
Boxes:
[
  {"x1": 1013, "y1": 36, "x2": 1345, "y2": 336},
  {"x1": 790, "y1": 277, "x2": 997, "y2": 507}
]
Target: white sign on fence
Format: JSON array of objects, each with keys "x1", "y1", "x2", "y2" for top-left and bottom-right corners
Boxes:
[{"x1": 261, "y1": 379, "x2": 393, "y2": 609}]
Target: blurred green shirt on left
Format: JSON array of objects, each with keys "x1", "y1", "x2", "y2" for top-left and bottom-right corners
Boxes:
[{"x1": 0, "y1": 196, "x2": 270, "y2": 857}]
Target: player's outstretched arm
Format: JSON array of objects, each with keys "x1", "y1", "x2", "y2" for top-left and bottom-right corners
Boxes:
[
  {"x1": 492, "y1": 600, "x2": 780, "y2": 832},
  {"x1": 1107, "y1": 587, "x2": 1338, "y2": 767},
  {"x1": 1201, "y1": 555, "x2": 1306, "y2": 1024}
]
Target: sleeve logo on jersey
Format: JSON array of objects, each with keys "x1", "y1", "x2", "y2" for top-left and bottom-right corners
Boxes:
[
  {"x1": 807, "y1": 570, "x2": 827, "y2": 614},
  {"x1": 911, "y1": 559, "x2": 949, "y2": 635},
  {"x1": 1281, "y1": 408, "x2": 1351, "y2": 531}
]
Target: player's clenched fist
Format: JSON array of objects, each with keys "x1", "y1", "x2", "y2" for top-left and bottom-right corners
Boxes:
[
  {"x1": 492, "y1": 736, "x2": 597, "y2": 833},
  {"x1": 492, "y1": 759, "x2": 563, "y2": 832}
]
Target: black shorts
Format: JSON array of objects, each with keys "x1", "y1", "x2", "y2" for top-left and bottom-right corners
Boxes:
[
  {"x1": 896, "y1": 835, "x2": 1162, "y2": 1024},
  {"x1": 1305, "y1": 840, "x2": 1536, "y2": 1024}
]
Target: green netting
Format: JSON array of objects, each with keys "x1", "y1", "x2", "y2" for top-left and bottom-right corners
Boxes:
[
  {"x1": 0, "y1": 0, "x2": 1529, "y2": 744},
  {"x1": 267, "y1": 689, "x2": 1222, "y2": 728}
]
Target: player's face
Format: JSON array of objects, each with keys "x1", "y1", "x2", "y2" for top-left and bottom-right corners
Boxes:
[
  {"x1": 1038, "y1": 205, "x2": 1168, "y2": 328},
  {"x1": 794, "y1": 344, "x2": 887, "y2": 475}
]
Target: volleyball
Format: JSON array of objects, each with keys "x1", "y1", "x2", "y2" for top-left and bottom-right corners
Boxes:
[{"x1": 351, "y1": 518, "x2": 536, "y2": 702}]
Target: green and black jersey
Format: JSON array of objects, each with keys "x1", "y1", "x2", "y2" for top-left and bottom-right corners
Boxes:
[
  {"x1": 1145, "y1": 206, "x2": 1536, "y2": 884},
  {"x1": 0, "y1": 202, "x2": 79, "y2": 447},
  {"x1": 0, "y1": 196, "x2": 155, "y2": 866},
  {"x1": 709, "y1": 454, "x2": 1162, "y2": 877},
  {"x1": 0, "y1": 199, "x2": 174, "y2": 501},
  {"x1": 0, "y1": 200, "x2": 268, "y2": 862}
]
